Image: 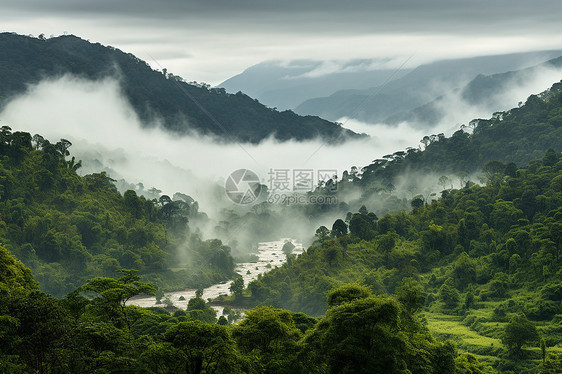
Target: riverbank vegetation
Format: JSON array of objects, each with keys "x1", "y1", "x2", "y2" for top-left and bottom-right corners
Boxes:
[{"x1": 1, "y1": 246, "x2": 493, "y2": 373}]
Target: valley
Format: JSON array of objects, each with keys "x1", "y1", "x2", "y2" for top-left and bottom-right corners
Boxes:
[
  {"x1": 128, "y1": 239, "x2": 304, "y2": 315},
  {"x1": 0, "y1": 10, "x2": 561, "y2": 371}
]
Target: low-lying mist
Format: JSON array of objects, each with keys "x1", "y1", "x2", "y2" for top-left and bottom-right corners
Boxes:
[
  {"x1": 0, "y1": 76, "x2": 382, "y2": 198},
  {"x1": 1, "y1": 69, "x2": 558, "y2": 253}
]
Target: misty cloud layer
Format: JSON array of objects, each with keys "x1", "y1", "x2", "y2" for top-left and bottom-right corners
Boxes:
[
  {"x1": 0, "y1": 76, "x2": 383, "y2": 213},
  {"x1": 283, "y1": 58, "x2": 413, "y2": 79},
  {"x1": 2, "y1": 70, "x2": 560, "y2": 208}
]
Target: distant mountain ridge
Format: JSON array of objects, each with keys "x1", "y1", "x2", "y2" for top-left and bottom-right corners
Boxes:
[
  {"x1": 219, "y1": 59, "x2": 412, "y2": 110},
  {"x1": 293, "y1": 50, "x2": 562, "y2": 123},
  {"x1": 0, "y1": 33, "x2": 362, "y2": 143}
]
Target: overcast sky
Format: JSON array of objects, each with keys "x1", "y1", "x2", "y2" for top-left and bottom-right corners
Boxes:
[{"x1": 2, "y1": 0, "x2": 562, "y2": 85}]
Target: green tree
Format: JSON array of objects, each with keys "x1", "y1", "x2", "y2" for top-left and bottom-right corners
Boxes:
[
  {"x1": 123, "y1": 189, "x2": 142, "y2": 218},
  {"x1": 315, "y1": 226, "x2": 330, "y2": 243},
  {"x1": 232, "y1": 307, "x2": 302, "y2": 373},
  {"x1": 439, "y1": 278, "x2": 460, "y2": 310},
  {"x1": 165, "y1": 321, "x2": 242, "y2": 374},
  {"x1": 7, "y1": 291, "x2": 73, "y2": 373},
  {"x1": 377, "y1": 233, "x2": 396, "y2": 253},
  {"x1": 80, "y1": 269, "x2": 155, "y2": 330},
  {"x1": 502, "y1": 314, "x2": 539, "y2": 355},
  {"x1": 304, "y1": 290, "x2": 455, "y2": 374},
  {"x1": 482, "y1": 160, "x2": 506, "y2": 186},
  {"x1": 186, "y1": 297, "x2": 217, "y2": 323},
  {"x1": 451, "y1": 252, "x2": 476, "y2": 290},
  {"x1": 229, "y1": 277, "x2": 244, "y2": 298},
  {"x1": 455, "y1": 353, "x2": 494, "y2": 373},
  {"x1": 349, "y1": 209, "x2": 377, "y2": 240},
  {"x1": 326, "y1": 283, "x2": 371, "y2": 307},
  {"x1": 395, "y1": 277, "x2": 426, "y2": 314},
  {"x1": 490, "y1": 200, "x2": 523, "y2": 233},
  {"x1": 331, "y1": 219, "x2": 348, "y2": 238},
  {"x1": 411, "y1": 195, "x2": 425, "y2": 210}
]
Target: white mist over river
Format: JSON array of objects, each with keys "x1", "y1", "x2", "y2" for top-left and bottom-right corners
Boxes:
[{"x1": 127, "y1": 239, "x2": 303, "y2": 313}]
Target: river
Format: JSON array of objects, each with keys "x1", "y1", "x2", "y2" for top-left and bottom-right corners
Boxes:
[{"x1": 127, "y1": 238, "x2": 303, "y2": 314}]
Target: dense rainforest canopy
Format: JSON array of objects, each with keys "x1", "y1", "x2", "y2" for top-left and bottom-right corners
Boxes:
[
  {"x1": 243, "y1": 150, "x2": 562, "y2": 372},
  {"x1": 225, "y1": 84, "x2": 562, "y2": 372},
  {"x1": 1, "y1": 243, "x2": 496, "y2": 373}
]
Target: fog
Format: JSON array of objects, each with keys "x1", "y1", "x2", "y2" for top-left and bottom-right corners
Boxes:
[
  {"x1": 0, "y1": 75, "x2": 413, "y2": 209},
  {"x1": 1, "y1": 69, "x2": 559, "y2": 251},
  {"x1": 426, "y1": 65, "x2": 562, "y2": 129}
]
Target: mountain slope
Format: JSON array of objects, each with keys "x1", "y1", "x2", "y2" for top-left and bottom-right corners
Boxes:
[
  {"x1": 384, "y1": 56, "x2": 562, "y2": 128},
  {"x1": 0, "y1": 33, "x2": 362, "y2": 143},
  {"x1": 339, "y1": 80, "x2": 562, "y2": 210},
  {"x1": 239, "y1": 84, "x2": 562, "y2": 371},
  {"x1": 245, "y1": 152, "x2": 562, "y2": 372},
  {"x1": 294, "y1": 50, "x2": 562, "y2": 123}
]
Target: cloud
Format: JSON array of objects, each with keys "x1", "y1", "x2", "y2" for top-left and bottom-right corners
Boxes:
[
  {"x1": 0, "y1": 75, "x2": 395, "y2": 247},
  {"x1": 0, "y1": 76, "x2": 391, "y2": 211},
  {"x1": 414, "y1": 64, "x2": 562, "y2": 130}
]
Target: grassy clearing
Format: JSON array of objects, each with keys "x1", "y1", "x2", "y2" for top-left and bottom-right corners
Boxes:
[{"x1": 425, "y1": 311, "x2": 502, "y2": 363}]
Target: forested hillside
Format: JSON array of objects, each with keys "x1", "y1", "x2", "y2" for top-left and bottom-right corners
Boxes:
[
  {"x1": 0, "y1": 33, "x2": 362, "y2": 143},
  {"x1": 1, "y1": 241, "x2": 496, "y2": 373},
  {"x1": 241, "y1": 148, "x2": 562, "y2": 372},
  {"x1": 337, "y1": 81, "x2": 562, "y2": 209},
  {"x1": 215, "y1": 83, "x2": 562, "y2": 372},
  {"x1": 0, "y1": 127, "x2": 235, "y2": 296}
]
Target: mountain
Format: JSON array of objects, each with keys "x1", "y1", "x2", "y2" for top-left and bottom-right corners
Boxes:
[
  {"x1": 0, "y1": 33, "x2": 362, "y2": 143},
  {"x1": 219, "y1": 59, "x2": 412, "y2": 110},
  {"x1": 294, "y1": 50, "x2": 562, "y2": 123},
  {"x1": 246, "y1": 151, "x2": 562, "y2": 372},
  {"x1": 384, "y1": 56, "x2": 562, "y2": 128},
  {"x1": 217, "y1": 80, "x2": 562, "y2": 318}
]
